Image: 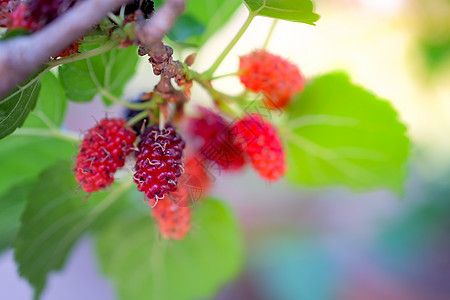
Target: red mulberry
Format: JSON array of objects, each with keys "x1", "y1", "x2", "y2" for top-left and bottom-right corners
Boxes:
[
  {"x1": 239, "y1": 50, "x2": 304, "y2": 109},
  {"x1": 7, "y1": 4, "x2": 39, "y2": 31},
  {"x1": 134, "y1": 124, "x2": 185, "y2": 200},
  {"x1": 75, "y1": 118, "x2": 136, "y2": 193},
  {"x1": 232, "y1": 114, "x2": 286, "y2": 181},
  {"x1": 151, "y1": 196, "x2": 191, "y2": 240},
  {"x1": 187, "y1": 108, "x2": 245, "y2": 171}
]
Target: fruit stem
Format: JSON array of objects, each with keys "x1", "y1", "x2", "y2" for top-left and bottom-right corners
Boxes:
[
  {"x1": 263, "y1": 19, "x2": 278, "y2": 49},
  {"x1": 13, "y1": 128, "x2": 78, "y2": 143},
  {"x1": 47, "y1": 39, "x2": 119, "y2": 68},
  {"x1": 107, "y1": 12, "x2": 123, "y2": 27},
  {"x1": 159, "y1": 109, "x2": 165, "y2": 130},
  {"x1": 202, "y1": 12, "x2": 255, "y2": 79},
  {"x1": 210, "y1": 71, "x2": 242, "y2": 81},
  {"x1": 99, "y1": 89, "x2": 154, "y2": 110},
  {"x1": 77, "y1": 36, "x2": 109, "y2": 45},
  {"x1": 126, "y1": 110, "x2": 149, "y2": 127}
]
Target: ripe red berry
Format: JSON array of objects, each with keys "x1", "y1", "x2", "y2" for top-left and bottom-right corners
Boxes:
[
  {"x1": 53, "y1": 41, "x2": 79, "y2": 58},
  {"x1": 7, "y1": 4, "x2": 39, "y2": 31},
  {"x1": 151, "y1": 196, "x2": 191, "y2": 240},
  {"x1": 29, "y1": 0, "x2": 77, "y2": 26},
  {"x1": 0, "y1": 0, "x2": 19, "y2": 27},
  {"x1": 187, "y1": 108, "x2": 245, "y2": 171},
  {"x1": 75, "y1": 118, "x2": 136, "y2": 193},
  {"x1": 169, "y1": 155, "x2": 212, "y2": 207},
  {"x1": 134, "y1": 124, "x2": 185, "y2": 200},
  {"x1": 232, "y1": 114, "x2": 286, "y2": 181},
  {"x1": 239, "y1": 50, "x2": 304, "y2": 109},
  {"x1": 148, "y1": 155, "x2": 211, "y2": 240}
]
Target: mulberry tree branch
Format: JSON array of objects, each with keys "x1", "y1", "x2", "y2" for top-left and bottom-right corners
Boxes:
[
  {"x1": 0, "y1": 0, "x2": 130, "y2": 99},
  {"x1": 135, "y1": 0, "x2": 186, "y2": 55}
]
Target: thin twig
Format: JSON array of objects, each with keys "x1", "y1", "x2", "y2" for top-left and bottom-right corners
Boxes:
[{"x1": 135, "y1": 0, "x2": 186, "y2": 52}]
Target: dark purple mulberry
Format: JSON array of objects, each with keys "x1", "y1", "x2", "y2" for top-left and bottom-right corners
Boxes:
[{"x1": 134, "y1": 124, "x2": 185, "y2": 200}]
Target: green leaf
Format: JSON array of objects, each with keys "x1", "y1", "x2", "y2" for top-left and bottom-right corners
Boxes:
[
  {"x1": 284, "y1": 73, "x2": 410, "y2": 192},
  {"x1": 23, "y1": 72, "x2": 67, "y2": 128},
  {"x1": 0, "y1": 71, "x2": 72, "y2": 196},
  {"x1": 0, "y1": 28, "x2": 30, "y2": 40},
  {"x1": 0, "y1": 73, "x2": 41, "y2": 140},
  {"x1": 167, "y1": 14, "x2": 205, "y2": 46},
  {"x1": 58, "y1": 46, "x2": 138, "y2": 104},
  {"x1": 95, "y1": 199, "x2": 243, "y2": 300},
  {"x1": 167, "y1": 0, "x2": 242, "y2": 47},
  {"x1": 0, "y1": 182, "x2": 31, "y2": 252},
  {"x1": 188, "y1": 0, "x2": 243, "y2": 45},
  {"x1": 244, "y1": 0, "x2": 320, "y2": 25},
  {"x1": 14, "y1": 161, "x2": 133, "y2": 299}
]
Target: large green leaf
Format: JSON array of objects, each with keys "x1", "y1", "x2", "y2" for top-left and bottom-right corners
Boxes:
[
  {"x1": 14, "y1": 162, "x2": 133, "y2": 300},
  {"x1": 0, "y1": 71, "x2": 72, "y2": 196},
  {"x1": 0, "y1": 182, "x2": 31, "y2": 252},
  {"x1": 188, "y1": 0, "x2": 242, "y2": 45},
  {"x1": 58, "y1": 46, "x2": 138, "y2": 104},
  {"x1": 166, "y1": 0, "x2": 242, "y2": 46},
  {"x1": 284, "y1": 73, "x2": 410, "y2": 192},
  {"x1": 0, "y1": 73, "x2": 41, "y2": 140},
  {"x1": 244, "y1": 0, "x2": 320, "y2": 25},
  {"x1": 23, "y1": 72, "x2": 67, "y2": 128},
  {"x1": 95, "y1": 199, "x2": 243, "y2": 300},
  {"x1": 167, "y1": 14, "x2": 206, "y2": 46}
]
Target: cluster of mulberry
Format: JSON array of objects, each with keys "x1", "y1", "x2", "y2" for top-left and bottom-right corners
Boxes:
[{"x1": 73, "y1": 48, "x2": 299, "y2": 240}]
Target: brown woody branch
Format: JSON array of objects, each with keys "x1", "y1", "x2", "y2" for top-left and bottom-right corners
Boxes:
[{"x1": 0, "y1": 0, "x2": 186, "y2": 99}]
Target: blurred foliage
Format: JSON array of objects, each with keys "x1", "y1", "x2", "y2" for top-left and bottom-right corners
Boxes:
[
  {"x1": 96, "y1": 199, "x2": 243, "y2": 300},
  {"x1": 285, "y1": 73, "x2": 410, "y2": 192},
  {"x1": 413, "y1": 0, "x2": 450, "y2": 77}
]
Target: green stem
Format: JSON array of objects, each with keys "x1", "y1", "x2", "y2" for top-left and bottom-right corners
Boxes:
[
  {"x1": 194, "y1": 78, "x2": 243, "y2": 117},
  {"x1": 263, "y1": 19, "x2": 278, "y2": 49},
  {"x1": 13, "y1": 128, "x2": 78, "y2": 143},
  {"x1": 47, "y1": 39, "x2": 118, "y2": 67},
  {"x1": 210, "y1": 71, "x2": 242, "y2": 81},
  {"x1": 126, "y1": 110, "x2": 149, "y2": 127},
  {"x1": 99, "y1": 89, "x2": 154, "y2": 110},
  {"x1": 203, "y1": 12, "x2": 255, "y2": 78},
  {"x1": 78, "y1": 36, "x2": 109, "y2": 44},
  {"x1": 107, "y1": 12, "x2": 123, "y2": 27}
]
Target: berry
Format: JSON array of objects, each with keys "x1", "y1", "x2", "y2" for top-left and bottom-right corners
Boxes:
[
  {"x1": 239, "y1": 50, "x2": 305, "y2": 109},
  {"x1": 151, "y1": 196, "x2": 191, "y2": 240},
  {"x1": 53, "y1": 41, "x2": 79, "y2": 58},
  {"x1": 75, "y1": 118, "x2": 137, "y2": 193},
  {"x1": 123, "y1": 0, "x2": 154, "y2": 19},
  {"x1": 134, "y1": 124, "x2": 185, "y2": 200},
  {"x1": 7, "y1": 3, "x2": 39, "y2": 31},
  {"x1": 231, "y1": 114, "x2": 286, "y2": 181},
  {"x1": 169, "y1": 155, "x2": 212, "y2": 207},
  {"x1": 187, "y1": 108, "x2": 245, "y2": 171},
  {"x1": 28, "y1": 0, "x2": 77, "y2": 27},
  {"x1": 0, "y1": 0, "x2": 19, "y2": 27},
  {"x1": 148, "y1": 155, "x2": 211, "y2": 240}
]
